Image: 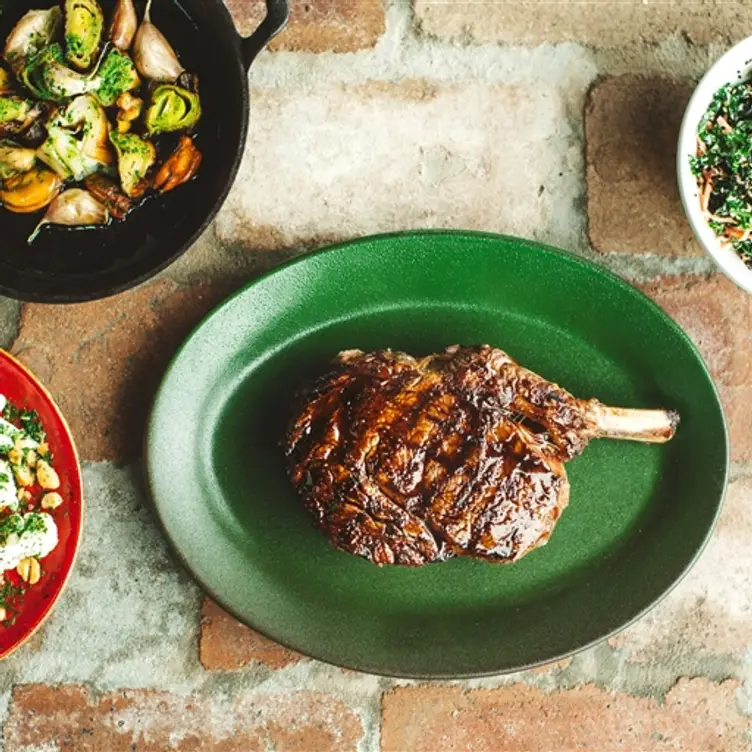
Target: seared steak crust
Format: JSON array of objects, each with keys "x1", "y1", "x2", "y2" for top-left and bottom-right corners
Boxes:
[{"x1": 284, "y1": 346, "x2": 601, "y2": 566}]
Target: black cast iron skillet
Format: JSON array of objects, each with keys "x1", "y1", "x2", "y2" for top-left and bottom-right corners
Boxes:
[{"x1": 0, "y1": 0, "x2": 288, "y2": 303}]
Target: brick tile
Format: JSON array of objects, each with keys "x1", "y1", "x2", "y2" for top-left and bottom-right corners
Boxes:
[
  {"x1": 10, "y1": 279, "x2": 232, "y2": 462},
  {"x1": 610, "y1": 477, "x2": 752, "y2": 659},
  {"x1": 200, "y1": 598, "x2": 302, "y2": 670},
  {"x1": 225, "y1": 0, "x2": 385, "y2": 52},
  {"x1": 217, "y1": 80, "x2": 582, "y2": 252},
  {"x1": 640, "y1": 274, "x2": 752, "y2": 461},
  {"x1": 414, "y1": 0, "x2": 752, "y2": 47},
  {"x1": 5, "y1": 685, "x2": 363, "y2": 751},
  {"x1": 586, "y1": 75, "x2": 700, "y2": 256},
  {"x1": 381, "y1": 678, "x2": 749, "y2": 752}
]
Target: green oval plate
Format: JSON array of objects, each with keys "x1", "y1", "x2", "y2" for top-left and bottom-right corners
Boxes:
[{"x1": 145, "y1": 231, "x2": 728, "y2": 678}]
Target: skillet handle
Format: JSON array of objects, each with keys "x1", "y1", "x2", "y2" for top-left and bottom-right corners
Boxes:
[{"x1": 242, "y1": 0, "x2": 289, "y2": 70}]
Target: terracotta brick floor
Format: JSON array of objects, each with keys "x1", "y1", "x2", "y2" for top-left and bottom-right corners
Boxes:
[{"x1": 1, "y1": 1, "x2": 751, "y2": 750}]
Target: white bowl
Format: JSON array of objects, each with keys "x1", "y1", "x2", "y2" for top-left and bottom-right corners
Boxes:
[{"x1": 677, "y1": 37, "x2": 752, "y2": 295}]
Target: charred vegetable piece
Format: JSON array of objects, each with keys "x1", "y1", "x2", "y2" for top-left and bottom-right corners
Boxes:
[
  {"x1": 176, "y1": 71, "x2": 199, "y2": 94},
  {"x1": 0, "y1": 140, "x2": 37, "y2": 179},
  {"x1": 115, "y1": 91, "x2": 143, "y2": 133},
  {"x1": 3, "y1": 8, "x2": 63, "y2": 74},
  {"x1": 0, "y1": 96, "x2": 42, "y2": 138},
  {"x1": 109, "y1": 0, "x2": 138, "y2": 52},
  {"x1": 28, "y1": 188, "x2": 109, "y2": 244},
  {"x1": 0, "y1": 68, "x2": 13, "y2": 95},
  {"x1": 64, "y1": 0, "x2": 105, "y2": 71},
  {"x1": 133, "y1": 0, "x2": 184, "y2": 82},
  {"x1": 37, "y1": 95, "x2": 113, "y2": 181},
  {"x1": 0, "y1": 166, "x2": 62, "y2": 214},
  {"x1": 109, "y1": 129, "x2": 156, "y2": 198},
  {"x1": 17, "y1": 115, "x2": 49, "y2": 149},
  {"x1": 94, "y1": 48, "x2": 140, "y2": 107},
  {"x1": 23, "y1": 44, "x2": 100, "y2": 103},
  {"x1": 84, "y1": 173, "x2": 133, "y2": 219},
  {"x1": 153, "y1": 135, "x2": 201, "y2": 193},
  {"x1": 145, "y1": 85, "x2": 201, "y2": 135}
]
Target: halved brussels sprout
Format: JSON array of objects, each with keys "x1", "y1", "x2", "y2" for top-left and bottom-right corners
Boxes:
[
  {"x1": 109, "y1": 129, "x2": 156, "y2": 198},
  {"x1": 3, "y1": 8, "x2": 63, "y2": 74},
  {"x1": 144, "y1": 84, "x2": 201, "y2": 136},
  {"x1": 0, "y1": 95, "x2": 42, "y2": 138},
  {"x1": 37, "y1": 95, "x2": 113, "y2": 182},
  {"x1": 64, "y1": 0, "x2": 105, "y2": 71},
  {"x1": 0, "y1": 139, "x2": 37, "y2": 179},
  {"x1": 21, "y1": 44, "x2": 100, "y2": 103},
  {"x1": 94, "y1": 48, "x2": 140, "y2": 107}
]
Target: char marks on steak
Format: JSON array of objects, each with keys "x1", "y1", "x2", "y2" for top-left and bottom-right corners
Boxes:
[{"x1": 284, "y1": 346, "x2": 679, "y2": 567}]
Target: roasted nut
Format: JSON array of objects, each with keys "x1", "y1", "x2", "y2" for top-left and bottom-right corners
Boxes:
[
  {"x1": 36, "y1": 459, "x2": 59, "y2": 490},
  {"x1": 41, "y1": 491, "x2": 63, "y2": 510},
  {"x1": 13, "y1": 464, "x2": 34, "y2": 487},
  {"x1": 38, "y1": 442, "x2": 49, "y2": 456},
  {"x1": 7, "y1": 448, "x2": 22, "y2": 465},
  {"x1": 17, "y1": 557, "x2": 41, "y2": 585}
]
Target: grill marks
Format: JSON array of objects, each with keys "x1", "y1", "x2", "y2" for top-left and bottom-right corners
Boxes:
[{"x1": 285, "y1": 346, "x2": 591, "y2": 566}]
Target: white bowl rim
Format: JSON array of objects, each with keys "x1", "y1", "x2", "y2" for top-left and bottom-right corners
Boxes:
[{"x1": 677, "y1": 35, "x2": 752, "y2": 295}]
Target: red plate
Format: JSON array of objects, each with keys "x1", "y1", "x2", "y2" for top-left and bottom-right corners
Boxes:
[{"x1": 0, "y1": 349, "x2": 83, "y2": 660}]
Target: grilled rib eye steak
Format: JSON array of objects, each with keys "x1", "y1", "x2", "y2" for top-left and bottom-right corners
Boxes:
[{"x1": 284, "y1": 346, "x2": 679, "y2": 567}]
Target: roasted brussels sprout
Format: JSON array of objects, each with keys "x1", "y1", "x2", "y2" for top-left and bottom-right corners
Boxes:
[
  {"x1": 109, "y1": 129, "x2": 156, "y2": 198},
  {"x1": 37, "y1": 95, "x2": 113, "y2": 181},
  {"x1": 21, "y1": 44, "x2": 100, "y2": 102},
  {"x1": 64, "y1": 0, "x2": 105, "y2": 71},
  {"x1": 94, "y1": 48, "x2": 140, "y2": 107},
  {"x1": 0, "y1": 95, "x2": 42, "y2": 137},
  {"x1": 144, "y1": 84, "x2": 201, "y2": 135}
]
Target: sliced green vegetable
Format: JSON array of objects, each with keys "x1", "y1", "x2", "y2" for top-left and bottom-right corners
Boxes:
[
  {"x1": 144, "y1": 84, "x2": 201, "y2": 135},
  {"x1": 94, "y1": 48, "x2": 140, "y2": 107},
  {"x1": 0, "y1": 95, "x2": 31, "y2": 124},
  {"x1": 0, "y1": 95, "x2": 40, "y2": 137},
  {"x1": 64, "y1": 0, "x2": 104, "y2": 71},
  {"x1": 37, "y1": 95, "x2": 112, "y2": 181},
  {"x1": 109, "y1": 129, "x2": 156, "y2": 198}
]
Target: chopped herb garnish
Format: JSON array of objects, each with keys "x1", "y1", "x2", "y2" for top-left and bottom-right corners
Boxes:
[{"x1": 693, "y1": 81, "x2": 752, "y2": 269}]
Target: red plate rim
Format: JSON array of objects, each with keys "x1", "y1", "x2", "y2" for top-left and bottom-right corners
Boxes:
[{"x1": 0, "y1": 348, "x2": 84, "y2": 660}]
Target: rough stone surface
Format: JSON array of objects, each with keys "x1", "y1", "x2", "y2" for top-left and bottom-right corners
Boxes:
[
  {"x1": 4, "y1": 685, "x2": 364, "y2": 751},
  {"x1": 413, "y1": 0, "x2": 752, "y2": 47},
  {"x1": 586, "y1": 75, "x2": 700, "y2": 256},
  {"x1": 200, "y1": 599, "x2": 302, "y2": 671},
  {"x1": 10, "y1": 279, "x2": 232, "y2": 462},
  {"x1": 381, "y1": 679, "x2": 750, "y2": 752},
  {"x1": 610, "y1": 477, "x2": 752, "y2": 660},
  {"x1": 216, "y1": 80, "x2": 584, "y2": 253},
  {"x1": 225, "y1": 0, "x2": 385, "y2": 52},
  {"x1": 640, "y1": 274, "x2": 752, "y2": 462}
]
